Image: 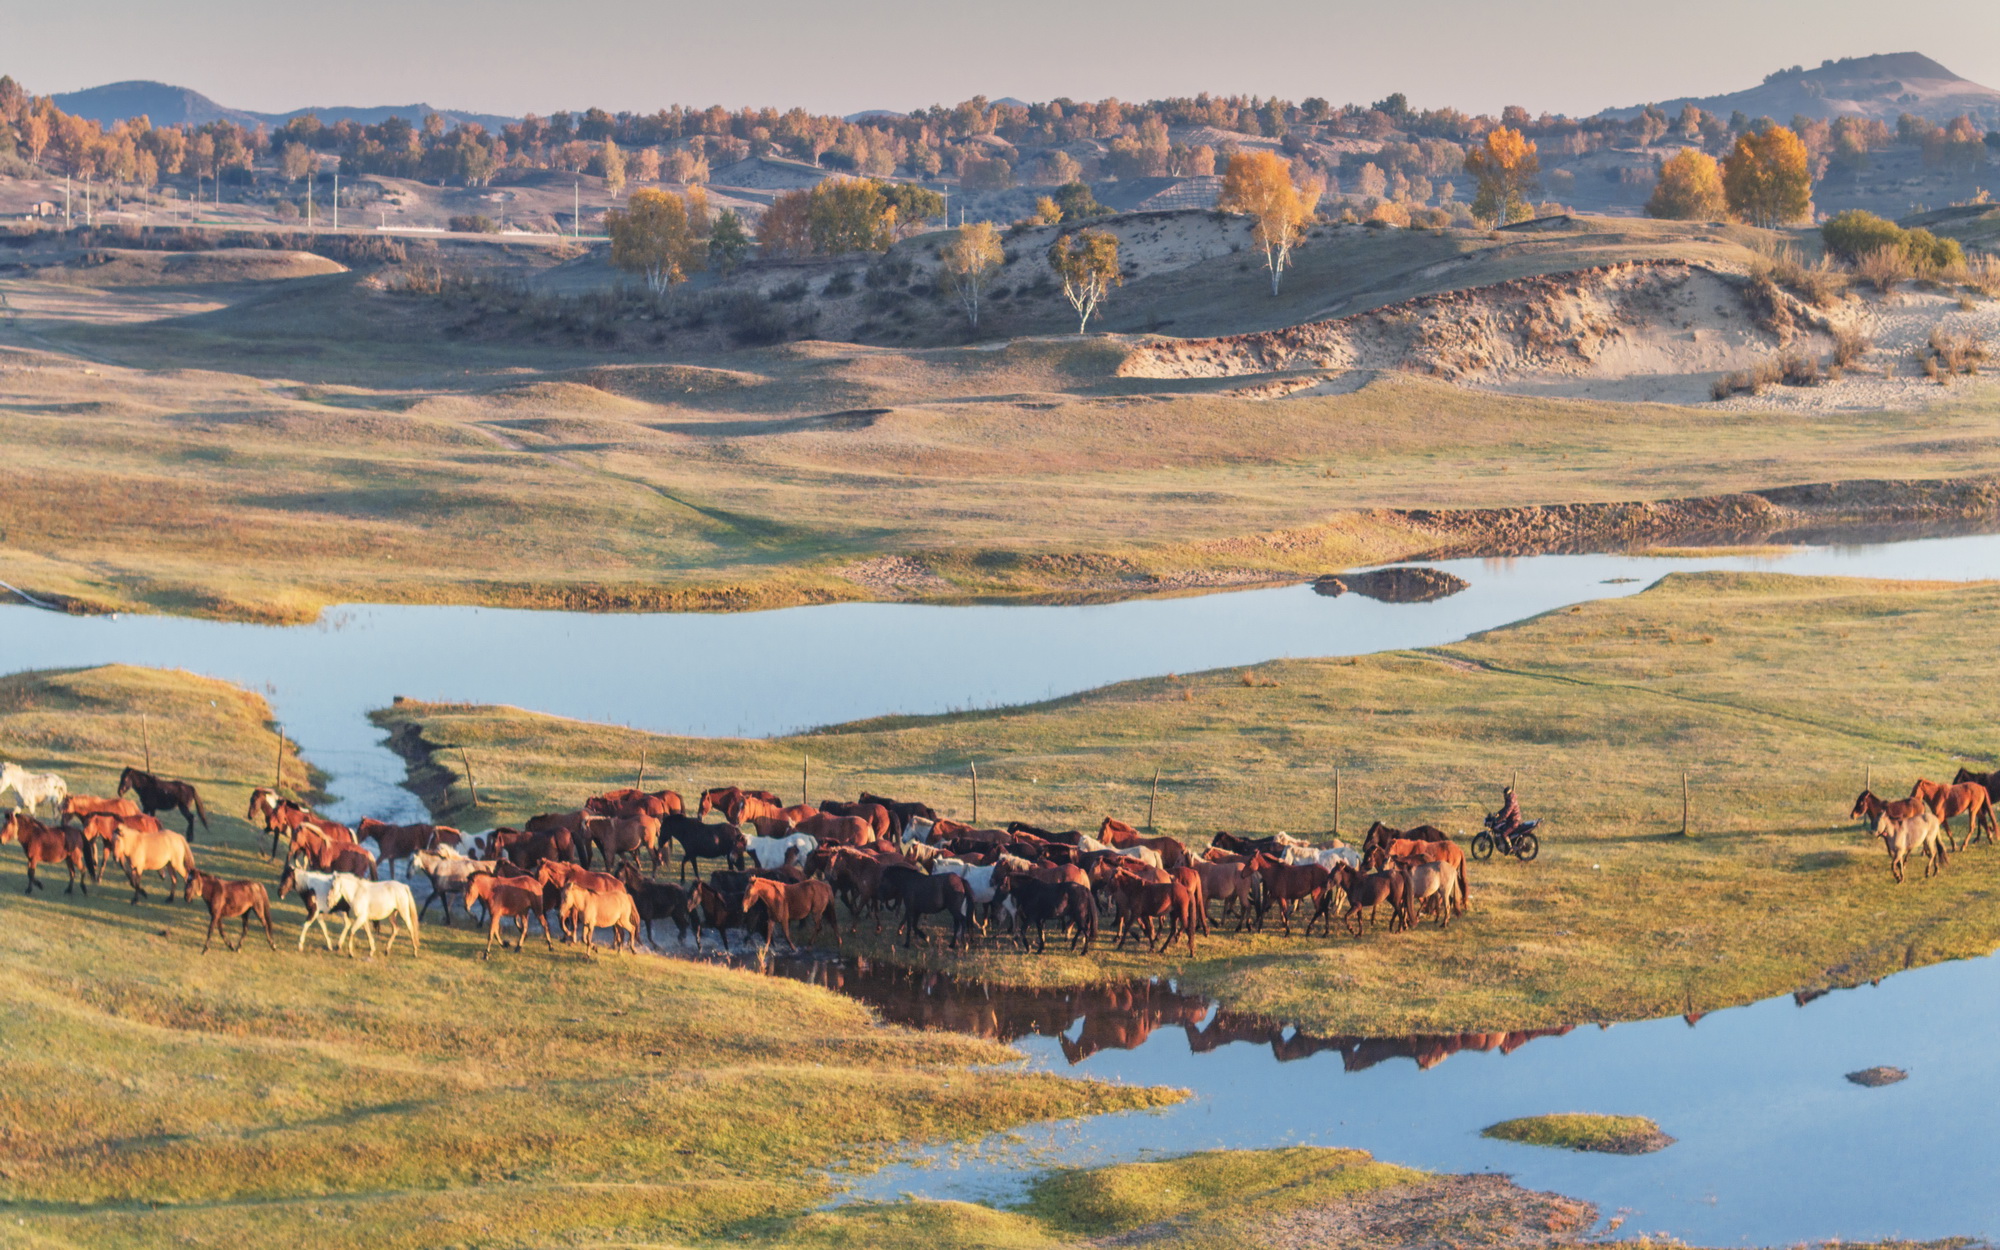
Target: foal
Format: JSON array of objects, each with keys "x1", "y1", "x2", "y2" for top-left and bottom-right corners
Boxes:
[{"x1": 189, "y1": 870, "x2": 277, "y2": 953}]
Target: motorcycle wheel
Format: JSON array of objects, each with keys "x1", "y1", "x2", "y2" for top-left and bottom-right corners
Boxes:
[
  {"x1": 1514, "y1": 832, "x2": 1540, "y2": 862},
  {"x1": 1470, "y1": 832, "x2": 1495, "y2": 861}
]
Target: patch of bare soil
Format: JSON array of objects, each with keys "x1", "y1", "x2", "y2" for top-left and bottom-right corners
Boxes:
[
  {"x1": 1098, "y1": 1175, "x2": 1597, "y2": 1250},
  {"x1": 1120, "y1": 260, "x2": 1830, "y2": 405},
  {"x1": 835, "y1": 556, "x2": 958, "y2": 596}
]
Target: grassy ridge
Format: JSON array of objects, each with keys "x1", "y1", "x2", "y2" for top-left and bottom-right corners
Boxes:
[
  {"x1": 0, "y1": 665, "x2": 1172, "y2": 1249},
  {"x1": 379, "y1": 572, "x2": 2000, "y2": 1035}
]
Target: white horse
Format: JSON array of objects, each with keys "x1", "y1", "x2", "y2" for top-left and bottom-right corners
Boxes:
[
  {"x1": 410, "y1": 848, "x2": 495, "y2": 924},
  {"x1": 327, "y1": 872, "x2": 421, "y2": 958},
  {"x1": 277, "y1": 865, "x2": 342, "y2": 951},
  {"x1": 1283, "y1": 844, "x2": 1361, "y2": 870},
  {"x1": 1, "y1": 761, "x2": 68, "y2": 817},
  {"x1": 746, "y1": 831, "x2": 816, "y2": 870}
]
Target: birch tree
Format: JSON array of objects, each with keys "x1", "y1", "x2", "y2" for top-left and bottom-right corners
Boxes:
[
  {"x1": 1217, "y1": 150, "x2": 1321, "y2": 295},
  {"x1": 939, "y1": 220, "x2": 1004, "y2": 328},
  {"x1": 605, "y1": 187, "x2": 710, "y2": 294},
  {"x1": 1048, "y1": 228, "x2": 1121, "y2": 333}
]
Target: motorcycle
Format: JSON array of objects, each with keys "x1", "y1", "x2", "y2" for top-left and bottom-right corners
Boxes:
[{"x1": 1472, "y1": 812, "x2": 1540, "y2": 862}]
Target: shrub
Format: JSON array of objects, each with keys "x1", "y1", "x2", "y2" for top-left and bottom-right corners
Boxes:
[
  {"x1": 447, "y1": 214, "x2": 500, "y2": 234},
  {"x1": 1750, "y1": 242, "x2": 1846, "y2": 307},
  {"x1": 1821, "y1": 209, "x2": 1904, "y2": 262},
  {"x1": 1903, "y1": 227, "x2": 1964, "y2": 276},
  {"x1": 1780, "y1": 351, "x2": 1822, "y2": 385},
  {"x1": 821, "y1": 270, "x2": 856, "y2": 298},
  {"x1": 1855, "y1": 245, "x2": 1914, "y2": 293},
  {"x1": 1928, "y1": 327, "x2": 1990, "y2": 374},
  {"x1": 1963, "y1": 253, "x2": 2000, "y2": 297},
  {"x1": 1832, "y1": 326, "x2": 1871, "y2": 367}
]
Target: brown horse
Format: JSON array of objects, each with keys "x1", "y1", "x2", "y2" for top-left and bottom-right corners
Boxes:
[
  {"x1": 103, "y1": 818, "x2": 196, "y2": 904},
  {"x1": 1108, "y1": 870, "x2": 1198, "y2": 956},
  {"x1": 1361, "y1": 821, "x2": 1453, "y2": 856},
  {"x1": 3, "y1": 811, "x2": 93, "y2": 894},
  {"x1": 467, "y1": 871, "x2": 556, "y2": 957},
  {"x1": 188, "y1": 870, "x2": 277, "y2": 953},
  {"x1": 61, "y1": 793, "x2": 141, "y2": 828},
  {"x1": 288, "y1": 824, "x2": 378, "y2": 878},
  {"x1": 1369, "y1": 838, "x2": 1469, "y2": 914},
  {"x1": 743, "y1": 876, "x2": 840, "y2": 953},
  {"x1": 1851, "y1": 789, "x2": 1927, "y2": 826},
  {"x1": 697, "y1": 786, "x2": 782, "y2": 818},
  {"x1": 586, "y1": 788, "x2": 684, "y2": 821},
  {"x1": 1247, "y1": 853, "x2": 1331, "y2": 935},
  {"x1": 1910, "y1": 779, "x2": 1997, "y2": 852}
]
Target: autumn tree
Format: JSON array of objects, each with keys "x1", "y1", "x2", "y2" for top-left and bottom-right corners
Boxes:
[
  {"x1": 1645, "y1": 148, "x2": 1726, "y2": 220},
  {"x1": 938, "y1": 220, "x2": 1004, "y2": 328},
  {"x1": 592, "y1": 138, "x2": 627, "y2": 192},
  {"x1": 806, "y1": 177, "x2": 894, "y2": 253},
  {"x1": 631, "y1": 146, "x2": 663, "y2": 182},
  {"x1": 1463, "y1": 126, "x2": 1541, "y2": 223},
  {"x1": 1217, "y1": 150, "x2": 1321, "y2": 295},
  {"x1": 880, "y1": 182, "x2": 946, "y2": 236},
  {"x1": 1048, "y1": 228, "x2": 1121, "y2": 333},
  {"x1": 757, "y1": 188, "x2": 812, "y2": 255},
  {"x1": 280, "y1": 141, "x2": 314, "y2": 184},
  {"x1": 1721, "y1": 125, "x2": 1812, "y2": 227},
  {"x1": 604, "y1": 186, "x2": 710, "y2": 293}
]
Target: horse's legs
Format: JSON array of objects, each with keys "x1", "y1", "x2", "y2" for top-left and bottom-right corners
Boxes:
[
  {"x1": 258, "y1": 903, "x2": 276, "y2": 950},
  {"x1": 201, "y1": 911, "x2": 219, "y2": 954}
]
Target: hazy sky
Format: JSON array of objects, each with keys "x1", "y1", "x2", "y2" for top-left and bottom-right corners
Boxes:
[{"x1": 12, "y1": 0, "x2": 2000, "y2": 119}]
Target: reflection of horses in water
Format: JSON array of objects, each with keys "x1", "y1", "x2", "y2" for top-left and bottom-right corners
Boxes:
[{"x1": 760, "y1": 960, "x2": 1576, "y2": 1072}]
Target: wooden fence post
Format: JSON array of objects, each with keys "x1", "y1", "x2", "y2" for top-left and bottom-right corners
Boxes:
[
  {"x1": 802, "y1": 754, "x2": 810, "y2": 808},
  {"x1": 1147, "y1": 765, "x2": 1161, "y2": 831},
  {"x1": 461, "y1": 747, "x2": 480, "y2": 809},
  {"x1": 970, "y1": 761, "x2": 979, "y2": 824},
  {"x1": 637, "y1": 748, "x2": 646, "y2": 791},
  {"x1": 274, "y1": 726, "x2": 285, "y2": 792},
  {"x1": 141, "y1": 714, "x2": 152, "y2": 773},
  {"x1": 1681, "y1": 771, "x2": 1690, "y2": 837},
  {"x1": 1333, "y1": 766, "x2": 1341, "y2": 837}
]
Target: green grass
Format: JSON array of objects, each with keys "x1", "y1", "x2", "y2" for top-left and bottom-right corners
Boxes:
[
  {"x1": 378, "y1": 571, "x2": 2000, "y2": 1035},
  {"x1": 1482, "y1": 1114, "x2": 1673, "y2": 1154},
  {"x1": 721, "y1": 1148, "x2": 1423, "y2": 1250},
  {"x1": 0, "y1": 665, "x2": 1174, "y2": 1249}
]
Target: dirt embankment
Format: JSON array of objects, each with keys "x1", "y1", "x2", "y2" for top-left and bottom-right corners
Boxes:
[
  {"x1": 1387, "y1": 474, "x2": 2000, "y2": 557},
  {"x1": 1120, "y1": 259, "x2": 1835, "y2": 401}
]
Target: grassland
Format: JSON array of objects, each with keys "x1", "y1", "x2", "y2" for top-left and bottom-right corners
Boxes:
[
  {"x1": 0, "y1": 665, "x2": 1173, "y2": 1250},
  {"x1": 381, "y1": 571, "x2": 2000, "y2": 1035},
  {"x1": 4, "y1": 218, "x2": 2000, "y2": 621},
  {"x1": 1481, "y1": 1114, "x2": 1674, "y2": 1155}
]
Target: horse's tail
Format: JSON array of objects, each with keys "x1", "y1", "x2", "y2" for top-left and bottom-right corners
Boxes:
[{"x1": 195, "y1": 793, "x2": 211, "y2": 832}]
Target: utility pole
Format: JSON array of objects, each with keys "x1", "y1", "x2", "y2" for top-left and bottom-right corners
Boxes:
[
  {"x1": 332, "y1": 171, "x2": 339, "y2": 229},
  {"x1": 64, "y1": 174, "x2": 71, "y2": 229},
  {"x1": 574, "y1": 179, "x2": 580, "y2": 237}
]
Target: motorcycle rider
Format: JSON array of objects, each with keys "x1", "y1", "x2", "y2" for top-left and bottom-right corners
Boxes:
[{"x1": 1490, "y1": 785, "x2": 1522, "y2": 838}]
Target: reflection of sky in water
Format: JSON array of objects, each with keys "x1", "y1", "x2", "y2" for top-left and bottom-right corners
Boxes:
[
  {"x1": 838, "y1": 950, "x2": 2000, "y2": 1245},
  {"x1": 7, "y1": 532, "x2": 2000, "y2": 824},
  {"x1": 7, "y1": 531, "x2": 2000, "y2": 1242}
]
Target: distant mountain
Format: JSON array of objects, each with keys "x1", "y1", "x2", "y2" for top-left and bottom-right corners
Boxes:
[
  {"x1": 51, "y1": 79, "x2": 518, "y2": 133},
  {"x1": 1602, "y1": 52, "x2": 2000, "y2": 123}
]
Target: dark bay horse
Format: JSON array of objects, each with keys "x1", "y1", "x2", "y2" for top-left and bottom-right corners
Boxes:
[
  {"x1": 117, "y1": 767, "x2": 210, "y2": 839},
  {"x1": 1910, "y1": 778, "x2": 1998, "y2": 852},
  {"x1": 189, "y1": 870, "x2": 277, "y2": 953}
]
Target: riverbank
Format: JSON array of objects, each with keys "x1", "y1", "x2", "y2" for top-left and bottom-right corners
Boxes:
[
  {"x1": 378, "y1": 570, "x2": 2000, "y2": 1036},
  {"x1": 0, "y1": 665, "x2": 1172, "y2": 1249}
]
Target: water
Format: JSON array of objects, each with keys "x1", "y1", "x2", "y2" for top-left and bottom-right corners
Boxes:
[
  {"x1": 9, "y1": 530, "x2": 2000, "y2": 825},
  {"x1": 793, "y1": 957, "x2": 2000, "y2": 1245},
  {"x1": 9, "y1": 530, "x2": 2000, "y2": 1241}
]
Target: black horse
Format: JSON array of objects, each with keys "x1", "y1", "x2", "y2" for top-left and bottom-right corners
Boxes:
[
  {"x1": 660, "y1": 815, "x2": 745, "y2": 882},
  {"x1": 857, "y1": 792, "x2": 939, "y2": 839},
  {"x1": 879, "y1": 865, "x2": 973, "y2": 950},
  {"x1": 994, "y1": 876, "x2": 1096, "y2": 954},
  {"x1": 117, "y1": 767, "x2": 210, "y2": 840}
]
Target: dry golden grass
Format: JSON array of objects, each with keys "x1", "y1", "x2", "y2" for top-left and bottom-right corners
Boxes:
[
  {"x1": 0, "y1": 665, "x2": 1171, "y2": 1249},
  {"x1": 380, "y1": 572, "x2": 2000, "y2": 1035}
]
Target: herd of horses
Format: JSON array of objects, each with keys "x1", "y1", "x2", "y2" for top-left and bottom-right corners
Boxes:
[
  {"x1": 0, "y1": 763, "x2": 1478, "y2": 961},
  {"x1": 1850, "y1": 768, "x2": 2000, "y2": 883}
]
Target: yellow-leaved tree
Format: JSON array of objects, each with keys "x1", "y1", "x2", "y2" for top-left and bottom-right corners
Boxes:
[
  {"x1": 1645, "y1": 148, "x2": 1727, "y2": 220},
  {"x1": 604, "y1": 186, "x2": 710, "y2": 294},
  {"x1": 1217, "y1": 151, "x2": 1321, "y2": 295},
  {"x1": 1721, "y1": 126, "x2": 1813, "y2": 227},
  {"x1": 938, "y1": 220, "x2": 1005, "y2": 328},
  {"x1": 1463, "y1": 126, "x2": 1540, "y2": 224},
  {"x1": 1048, "y1": 228, "x2": 1121, "y2": 333}
]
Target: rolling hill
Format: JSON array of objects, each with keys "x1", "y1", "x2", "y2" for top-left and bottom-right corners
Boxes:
[
  {"x1": 1603, "y1": 52, "x2": 2000, "y2": 123},
  {"x1": 50, "y1": 78, "x2": 517, "y2": 132}
]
